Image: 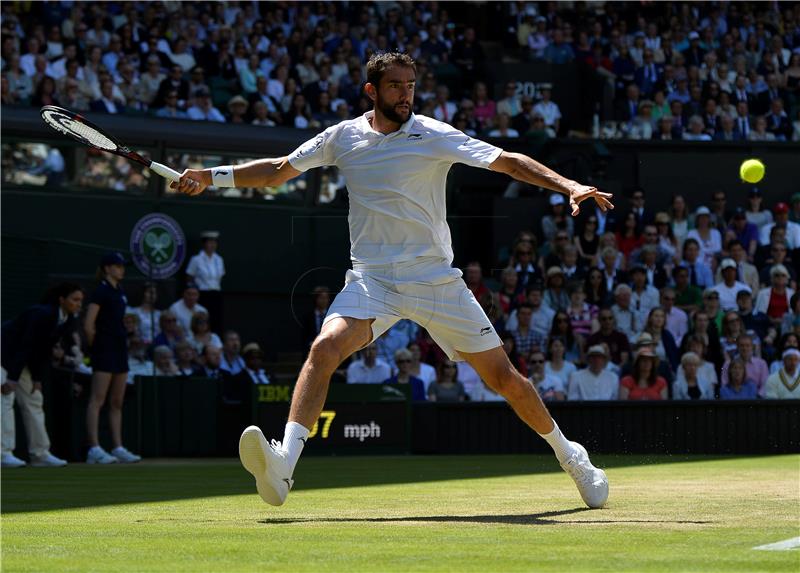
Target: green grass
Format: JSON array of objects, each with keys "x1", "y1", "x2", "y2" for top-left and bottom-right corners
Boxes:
[{"x1": 2, "y1": 455, "x2": 799, "y2": 572}]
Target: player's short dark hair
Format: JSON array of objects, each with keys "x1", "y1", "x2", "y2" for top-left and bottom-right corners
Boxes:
[{"x1": 366, "y1": 52, "x2": 416, "y2": 87}]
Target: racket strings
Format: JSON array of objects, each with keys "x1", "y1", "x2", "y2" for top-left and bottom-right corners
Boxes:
[{"x1": 42, "y1": 111, "x2": 117, "y2": 151}]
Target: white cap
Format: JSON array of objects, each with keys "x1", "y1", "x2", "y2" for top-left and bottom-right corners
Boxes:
[
  {"x1": 782, "y1": 348, "x2": 800, "y2": 360},
  {"x1": 720, "y1": 258, "x2": 737, "y2": 271},
  {"x1": 549, "y1": 194, "x2": 565, "y2": 206},
  {"x1": 587, "y1": 344, "x2": 608, "y2": 357},
  {"x1": 688, "y1": 31, "x2": 700, "y2": 40},
  {"x1": 695, "y1": 206, "x2": 711, "y2": 216}
]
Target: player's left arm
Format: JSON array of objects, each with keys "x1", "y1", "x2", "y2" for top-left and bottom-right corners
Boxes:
[{"x1": 489, "y1": 151, "x2": 613, "y2": 216}]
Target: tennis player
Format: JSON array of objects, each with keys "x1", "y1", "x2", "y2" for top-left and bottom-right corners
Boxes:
[{"x1": 175, "y1": 53, "x2": 613, "y2": 509}]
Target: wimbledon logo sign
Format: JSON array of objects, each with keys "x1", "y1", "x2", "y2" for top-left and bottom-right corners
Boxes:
[{"x1": 129, "y1": 213, "x2": 186, "y2": 279}]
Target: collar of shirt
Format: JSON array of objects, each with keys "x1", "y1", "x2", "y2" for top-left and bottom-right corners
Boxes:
[
  {"x1": 361, "y1": 110, "x2": 416, "y2": 136},
  {"x1": 58, "y1": 307, "x2": 68, "y2": 325}
]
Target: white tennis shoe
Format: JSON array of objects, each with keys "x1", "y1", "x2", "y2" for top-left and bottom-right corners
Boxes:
[
  {"x1": 239, "y1": 425, "x2": 293, "y2": 506},
  {"x1": 86, "y1": 446, "x2": 118, "y2": 465},
  {"x1": 560, "y1": 442, "x2": 609, "y2": 508}
]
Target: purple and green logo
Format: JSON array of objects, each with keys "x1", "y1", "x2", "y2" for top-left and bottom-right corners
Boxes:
[{"x1": 130, "y1": 213, "x2": 186, "y2": 279}]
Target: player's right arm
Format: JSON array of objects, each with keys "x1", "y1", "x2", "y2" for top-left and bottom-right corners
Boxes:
[{"x1": 173, "y1": 157, "x2": 301, "y2": 196}]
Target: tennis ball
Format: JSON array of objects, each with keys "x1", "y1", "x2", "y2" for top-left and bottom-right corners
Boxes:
[{"x1": 740, "y1": 159, "x2": 765, "y2": 184}]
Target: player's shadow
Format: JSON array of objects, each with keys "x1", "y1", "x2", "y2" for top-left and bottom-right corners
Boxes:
[{"x1": 258, "y1": 508, "x2": 713, "y2": 526}]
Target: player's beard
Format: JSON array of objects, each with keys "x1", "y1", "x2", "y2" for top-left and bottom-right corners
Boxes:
[{"x1": 376, "y1": 92, "x2": 411, "y2": 124}]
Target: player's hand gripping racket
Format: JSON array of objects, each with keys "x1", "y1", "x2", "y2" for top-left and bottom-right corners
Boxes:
[{"x1": 39, "y1": 105, "x2": 181, "y2": 183}]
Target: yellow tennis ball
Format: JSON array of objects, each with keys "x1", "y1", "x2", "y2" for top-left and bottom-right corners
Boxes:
[{"x1": 740, "y1": 159, "x2": 765, "y2": 183}]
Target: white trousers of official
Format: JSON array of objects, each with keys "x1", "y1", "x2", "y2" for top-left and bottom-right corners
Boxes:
[{"x1": 1, "y1": 367, "x2": 52, "y2": 458}]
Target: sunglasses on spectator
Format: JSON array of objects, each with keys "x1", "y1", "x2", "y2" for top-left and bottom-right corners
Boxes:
[
  {"x1": 529, "y1": 359, "x2": 545, "y2": 364},
  {"x1": 396, "y1": 359, "x2": 411, "y2": 363}
]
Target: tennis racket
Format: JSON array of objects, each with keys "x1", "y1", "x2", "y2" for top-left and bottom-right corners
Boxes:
[{"x1": 39, "y1": 105, "x2": 182, "y2": 183}]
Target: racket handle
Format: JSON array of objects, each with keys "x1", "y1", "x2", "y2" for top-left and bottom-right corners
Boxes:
[{"x1": 149, "y1": 161, "x2": 182, "y2": 182}]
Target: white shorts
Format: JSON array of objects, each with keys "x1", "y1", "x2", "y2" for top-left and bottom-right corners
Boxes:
[{"x1": 323, "y1": 260, "x2": 502, "y2": 361}]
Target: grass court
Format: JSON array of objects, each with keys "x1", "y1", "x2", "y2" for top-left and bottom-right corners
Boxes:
[{"x1": 2, "y1": 454, "x2": 798, "y2": 572}]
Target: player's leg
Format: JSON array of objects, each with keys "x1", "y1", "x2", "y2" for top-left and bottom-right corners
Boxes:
[
  {"x1": 460, "y1": 346, "x2": 608, "y2": 508},
  {"x1": 288, "y1": 316, "x2": 374, "y2": 429}
]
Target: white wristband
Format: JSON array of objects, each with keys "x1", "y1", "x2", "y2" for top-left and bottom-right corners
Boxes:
[{"x1": 211, "y1": 165, "x2": 235, "y2": 187}]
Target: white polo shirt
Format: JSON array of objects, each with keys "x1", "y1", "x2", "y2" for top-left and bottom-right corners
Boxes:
[
  {"x1": 186, "y1": 251, "x2": 226, "y2": 291},
  {"x1": 288, "y1": 112, "x2": 503, "y2": 268}
]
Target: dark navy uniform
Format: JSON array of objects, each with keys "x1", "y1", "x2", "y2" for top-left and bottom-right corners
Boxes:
[
  {"x1": 89, "y1": 280, "x2": 128, "y2": 373},
  {"x1": 1, "y1": 304, "x2": 74, "y2": 384}
]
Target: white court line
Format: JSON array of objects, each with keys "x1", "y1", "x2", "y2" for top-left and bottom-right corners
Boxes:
[{"x1": 753, "y1": 537, "x2": 800, "y2": 551}]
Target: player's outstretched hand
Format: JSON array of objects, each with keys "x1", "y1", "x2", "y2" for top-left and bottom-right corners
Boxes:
[
  {"x1": 568, "y1": 184, "x2": 614, "y2": 216},
  {"x1": 172, "y1": 169, "x2": 211, "y2": 196}
]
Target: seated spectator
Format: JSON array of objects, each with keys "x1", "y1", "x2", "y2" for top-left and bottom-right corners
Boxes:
[
  {"x1": 487, "y1": 113, "x2": 519, "y2": 138},
  {"x1": 407, "y1": 342, "x2": 437, "y2": 393},
  {"x1": 599, "y1": 247, "x2": 627, "y2": 295},
  {"x1": 681, "y1": 334, "x2": 720, "y2": 388},
  {"x1": 722, "y1": 237, "x2": 759, "y2": 292},
  {"x1": 737, "y1": 290, "x2": 775, "y2": 349},
  {"x1": 432, "y1": 85, "x2": 457, "y2": 123},
  {"x1": 720, "y1": 357, "x2": 759, "y2": 400},
  {"x1": 673, "y1": 352, "x2": 715, "y2": 400},
  {"x1": 701, "y1": 289, "x2": 724, "y2": 333},
  {"x1": 755, "y1": 265, "x2": 795, "y2": 327},
  {"x1": 682, "y1": 238, "x2": 714, "y2": 289},
  {"x1": 682, "y1": 115, "x2": 711, "y2": 140},
  {"x1": 630, "y1": 266, "x2": 660, "y2": 327},
  {"x1": 687, "y1": 207, "x2": 722, "y2": 269},
  {"x1": 532, "y1": 84, "x2": 561, "y2": 133},
  {"x1": 89, "y1": 79, "x2": 125, "y2": 114},
  {"x1": 780, "y1": 293, "x2": 800, "y2": 340},
  {"x1": 528, "y1": 350, "x2": 565, "y2": 401},
  {"x1": 188, "y1": 312, "x2": 222, "y2": 355},
  {"x1": 643, "y1": 307, "x2": 680, "y2": 373},
  {"x1": 126, "y1": 334, "x2": 153, "y2": 383},
  {"x1": 566, "y1": 283, "x2": 598, "y2": 338},
  {"x1": 497, "y1": 268, "x2": 525, "y2": 316},
  {"x1": 227, "y1": 95, "x2": 249, "y2": 123},
  {"x1": 464, "y1": 261, "x2": 490, "y2": 301},
  {"x1": 585, "y1": 268, "x2": 610, "y2": 308},
  {"x1": 187, "y1": 87, "x2": 226, "y2": 122},
  {"x1": 238, "y1": 343, "x2": 271, "y2": 385},
  {"x1": 763, "y1": 348, "x2": 800, "y2": 399},
  {"x1": 544, "y1": 336, "x2": 578, "y2": 389},
  {"x1": 471, "y1": 81, "x2": 496, "y2": 130},
  {"x1": 427, "y1": 360, "x2": 466, "y2": 402},
  {"x1": 384, "y1": 349, "x2": 425, "y2": 401},
  {"x1": 544, "y1": 267, "x2": 570, "y2": 313},
  {"x1": 220, "y1": 330, "x2": 246, "y2": 375},
  {"x1": 541, "y1": 194, "x2": 574, "y2": 243},
  {"x1": 764, "y1": 98, "x2": 792, "y2": 141},
  {"x1": 714, "y1": 113, "x2": 744, "y2": 141},
  {"x1": 155, "y1": 90, "x2": 188, "y2": 119},
  {"x1": 152, "y1": 310, "x2": 184, "y2": 351},
  {"x1": 660, "y1": 288, "x2": 688, "y2": 346},
  {"x1": 615, "y1": 211, "x2": 643, "y2": 260},
  {"x1": 721, "y1": 334, "x2": 769, "y2": 396},
  {"x1": 509, "y1": 303, "x2": 545, "y2": 364},
  {"x1": 169, "y1": 283, "x2": 209, "y2": 336},
  {"x1": 505, "y1": 285, "x2": 555, "y2": 339},
  {"x1": 567, "y1": 344, "x2": 618, "y2": 400},
  {"x1": 712, "y1": 258, "x2": 753, "y2": 312},
  {"x1": 174, "y1": 340, "x2": 201, "y2": 377},
  {"x1": 200, "y1": 345, "x2": 224, "y2": 379},
  {"x1": 346, "y1": 343, "x2": 391, "y2": 384},
  {"x1": 497, "y1": 81, "x2": 522, "y2": 117},
  {"x1": 127, "y1": 282, "x2": 161, "y2": 344},
  {"x1": 749, "y1": 115, "x2": 776, "y2": 141},
  {"x1": 511, "y1": 96, "x2": 534, "y2": 134},
  {"x1": 611, "y1": 284, "x2": 640, "y2": 342},
  {"x1": 673, "y1": 266, "x2": 703, "y2": 315},
  {"x1": 620, "y1": 347, "x2": 668, "y2": 400},
  {"x1": 549, "y1": 309, "x2": 584, "y2": 364},
  {"x1": 758, "y1": 241, "x2": 796, "y2": 287},
  {"x1": 586, "y1": 308, "x2": 631, "y2": 368},
  {"x1": 720, "y1": 312, "x2": 762, "y2": 361},
  {"x1": 153, "y1": 345, "x2": 178, "y2": 376}
]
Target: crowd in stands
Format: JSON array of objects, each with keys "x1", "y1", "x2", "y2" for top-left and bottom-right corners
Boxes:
[
  {"x1": 343, "y1": 188, "x2": 800, "y2": 402},
  {"x1": 2, "y1": 2, "x2": 800, "y2": 141}
]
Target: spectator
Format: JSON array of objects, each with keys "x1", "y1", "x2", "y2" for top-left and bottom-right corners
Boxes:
[
  {"x1": 738, "y1": 290, "x2": 775, "y2": 349},
  {"x1": 542, "y1": 195, "x2": 574, "y2": 244},
  {"x1": 673, "y1": 266, "x2": 703, "y2": 315},
  {"x1": 384, "y1": 349, "x2": 425, "y2": 401},
  {"x1": 745, "y1": 188, "x2": 773, "y2": 230},
  {"x1": 32, "y1": 76, "x2": 59, "y2": 108},
  {"x1": 188, "y1": 312, "x2": 222, "y2": 355},
  {"x1": 126, "y1": 334, "x2": 154, "y2": 383},
  {"x1": 720, "y1": 357, "x2": 759, "y2": 400},
  {"x1": 615, "y1": 211, "x2": 643, "y2": 259},
  {"x1": 544, "y1": 267, "x2": 570, "y2": 312},
  {"x1": 89, "y1": 79, "x2": 125, "y2": 114},
  {"x1": 760, "y1": 203, "x2": 800, "y2": 251},
  {"x1": 749, "y1": 115, "x2": 776, "y2": 141},
  {"x1": 643, "y1": 307, "x2": 681, "y2": 373},
  {"x1": 673, "y1": 352, "x2": 715, "y2": 400},
  {"x1": 759, "y1": 242, "x2": 796, "y2": 287},
  {"x1": 611, "y1": 284, "x2": 640, "y2": 342},
  {"x1": 432, "y1": 85, "x2": 457, "y2": 123},
  {"x1": 755, "y1": 265, "x2": 795, "y2": 327},
  {"x1": 237, "y1": 343, "x2": 271, "y2": 385},
  {"x1": 764, "y1": 98, "x2": 792, "y2": 140},
  {"x1": 509, "y1": 303, "x2": 545, "y2": 363},
  {"x1": 585, "y1": 267, "x2": 610, "y2": 308},
  {"x1": 127, "y1": 282, "x2": 161, "y2": 345},
  {"x1": 727, "y1": 215, "x2": 759, "y2": 266},
  {"x1": 187, "y1": 87, "x2": 225, "y2": 122},
  {"x1": 220, "y1": 330, "x2": 245, "y2": 376},
  {"x1": 497, "y1": 81, "x2": 522, "y2": 117},
  {"x1": 714, "y1": 113, "x2": 744, "y2": 141},
  {"x1": 620, "y1": 347, "x2": 668, "y2": 400},
  {"x1": 174, "y1": 340, "x2": 201, "y2": 377},
  {"x1": 567, "y1": 345, "x2": 618, "y2": 400},
  {"x1": 702, "y1": 288, "x2": 724, "y2": 333},
  {"x1": 688, "y1": 207, "x2": 722, "y2": 269},
  {"x1": 487, "y1": 113, "x2": 519, "y2": 138},
  {"x1": 155, "y1": 90, "x2": 188, "y2": 119},
  {"x1": 200, "y1": 345, "x2": 224, "y2": 379},
  {"x1": 528, "y1": 350, "x2": 565, "y2": 401},
  {"x1": 712, "y1": 258, "x2": 753, "y2": 312},
  {"x1": 1, "y1": 282, "x2": 83, "y2": 468},
  {"x1": 346, "y1": 343, "x2": 391, "y2": 384},
  {"x1": 470, "y1": 81, "x2": 495, "y2": 130},
  {"x1": 427, "y1": 360, "x2": 466, "y2": 402},
  {"x1": 169, "y1": 283, "x2": 209, "y2": 337},
  {"x1": 586, "y1": 308, "x2": 631, "y2": 367},
  {"x1": 186, "y1": 230, "x2": 225, "y2": 333},
  {"x1": 721, "y1": 333, "x2": 769, "y2": 396},
  {"x1": 154, "y1": 64, "x2": 190, "y2": 109},
  {"x1": 227, "y1": 95, "x2": 250, "y2": 123},
  {"x1": 599, "y1": 247, "x2": 627, "y2": 295},
  {"x1": 630, "y1": 266, "x2": 660, "y2": 327},
  {"x1": 543, "y1": 336, "x2": 577, "y2": 389},
  {"x1": 505, "y1": 285, "x2": 554, "y2": 339},
  {"x1": 544, "y1": 29, "x2": 575, "y2": 64},
  {"x1": 300, "y1": 286, "x2": 330, "y2": 356},
  {"x1": 248, "y1": 76, "x2": 283, "y2": 125},
  {"x1": 661, "y1": 288, "x2": 689, "y2": 346},
  {"x1": 763, "y1": 348, "x2": 800, "y2": 399},
  {"x1": 152, "y1": 310, "x2": 184, "y2": 351},
  {"x1": 84, "y1": 252, "x2": 141, "y2": 464},
  {"x1": 681, "y1": 238, "x2": 715, "y2": 289},
  {"x1": 407, "y1": 342, "x2": 437, "y2": 393},
  {"x1": 532, "y1": 84, "x2": 561, "y2": 133},
  {"x1": 566, "y1": 283, "x2": 598, "y2": 338},
  {"x1": 153, "y1": 345, "x2": 178, "y2": 377},
  {"x1": 463, "y1": 261, "x2": 490, "y2": 301}
]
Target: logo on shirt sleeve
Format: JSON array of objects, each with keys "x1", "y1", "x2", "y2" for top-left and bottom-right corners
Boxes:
[
  {"x1": 298, "y1": 134, "x2": 325, "y2": 156},
  {"x1": 407, "y1": 133, "x2": 422, "y2": 140}
]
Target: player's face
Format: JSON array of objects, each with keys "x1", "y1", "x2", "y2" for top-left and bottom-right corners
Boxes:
[{"x1": 374, "y1": 65, "x2": 415, "y2": 124}]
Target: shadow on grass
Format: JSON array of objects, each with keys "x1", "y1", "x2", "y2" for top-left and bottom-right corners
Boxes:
[{"x1": 0, "y1": 454, "x2": 783, "y2": 514}]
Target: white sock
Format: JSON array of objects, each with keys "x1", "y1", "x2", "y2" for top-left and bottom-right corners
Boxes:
[
  {"x1": 538, "y1": 421, "x2": 575, "y2": 463},
  {"x1": 281, "y1": 421, "x2": 310, "y2": 474}
]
